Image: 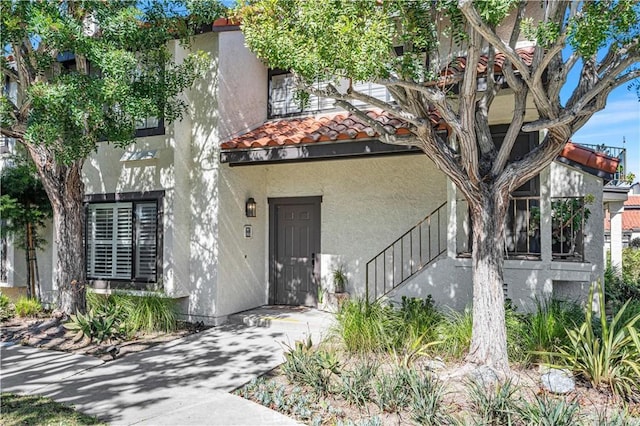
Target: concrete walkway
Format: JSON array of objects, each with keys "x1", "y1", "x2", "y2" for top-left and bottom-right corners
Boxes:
[{"x1": 1, "y1": 307, "x2": 335, "y2": 425}]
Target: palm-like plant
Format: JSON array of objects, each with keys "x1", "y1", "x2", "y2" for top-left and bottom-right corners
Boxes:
[{"x1": 550, "y1": 282, "x2": 640, "y2": 399}]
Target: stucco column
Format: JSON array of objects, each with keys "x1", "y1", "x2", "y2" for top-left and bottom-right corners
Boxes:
[
  {"x1": 609, "y1": 201, "x2": 625, "y2": 273},
  {"x1": 446, "y1": 178, "x2": 457, "y2": 258},
  {"x1": 539, "y1": 166, "x2": 552, "y2": 262}
]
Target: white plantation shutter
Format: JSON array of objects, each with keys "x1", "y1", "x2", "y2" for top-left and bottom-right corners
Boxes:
[
  {"x1": 114, "y1": 206, "x2": 133, "y2": 278},
  {"x1": 87, "y1": 203, "x2": 132, "y2": 279},
  {"x1": 135, "y1": 202, "x2": 157, "y2": 280},
  {"x1": 87, "y1": 200, "x2": 159, "y2": 281}
]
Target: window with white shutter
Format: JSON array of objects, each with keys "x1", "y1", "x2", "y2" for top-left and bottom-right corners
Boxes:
[
  {"x1": 86, "y1": 199, "x2": 158, "y2": 281},
  {"x1": 135, "y1": 202, "x2": 157, "y2": 280}
]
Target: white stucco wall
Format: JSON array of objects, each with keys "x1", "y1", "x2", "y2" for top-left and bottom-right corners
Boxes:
[
  {"x1": 1, "y1": 220, "x2": 55, "y2": 305},
  {"x1": 215, "y1": 153, "x2": 448, "y2": 316}
]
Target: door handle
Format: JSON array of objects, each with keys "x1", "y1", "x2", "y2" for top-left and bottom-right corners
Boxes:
[{"x1": 311, "y1": 253, "x2": 315, "y2": 268}]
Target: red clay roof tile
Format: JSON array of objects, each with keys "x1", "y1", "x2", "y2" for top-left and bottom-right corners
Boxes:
[
  {"x1": 605, "y1": 208, "x2": 640, "y2": 231},
  {"x1": 220, "y1": 110, "x2": 412, "y2": 150},
  {"x1": 559, "y1": 142, "x2": 620, "y2": 174},
  {"x1": 440, "y1": 47, "x2": 535, "y2": 80},
  {"x1": 222, "y1": 110, "x2": 619, "y2": 176}
]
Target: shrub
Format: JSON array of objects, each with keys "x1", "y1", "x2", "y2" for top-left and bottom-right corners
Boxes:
[
  {"x1": 606, "y1": 263, "x2": 640, "y2": 307},
  {"x1": 517, "y1": 392, "x2": 581, "y2": 426},
  {"x1": 333, "y1": 299, "x2": 397, "y2": 353},
  {"x1": 466, "y1": 377, "x2": 519, "y2": 426},
  {"x1": 549, "y1": 282, "x2": 640, "y2": 400},
  {"x1": 396, "y1": 296, "x2": 442, "y2": 344},
  {"x1": 622, "y1": 247, "x2": 640, "y2": 285},
  {"x1": 281, "y1": 336, "x2": 341, "y2": 395},
  {"x1": 14, "y1": 297, "x2": 42, "y2": 317},
  {"x1": 337, "y1": 361, "x2": 377, "y2": 406},
  {"x1": 0, "y1": 293, "x2": 13, "y2": 321},
  {"x1": 526, "y1": 298, "x2": 584, "y2": 362},
  {"x1": 505, "y1": 302, "x2": 530, "y2": 364},
  {"x1": 372, "y1": 367, "x2": 412, "y2": 413},
  {"x1": 437, "y1": 307, "x2": 473, "y2": 359},
  {"x1": 65, "y1": 305, "x2": 123, "y2": 343},
  {"x1": 0, "y1": 292, "x2": 9, "y2": 308},
  {"x1": 116, "y1": 293, "x2": 177, "y2": 333},
  {"x1": 407, "y1": 370, "x2": 454, "y2": 425}
]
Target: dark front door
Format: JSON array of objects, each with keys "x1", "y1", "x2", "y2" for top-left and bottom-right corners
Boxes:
[{"x1": 269, "y1": 197, "x2": 321, "y2": 306}]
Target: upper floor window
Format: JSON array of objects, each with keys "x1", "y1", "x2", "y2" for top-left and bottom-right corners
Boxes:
[
  {"x1": 135, "y1": 116, "x2": 164, "y2": 137},
  {"x1": 268, "y1": 69, "x2": 394, "y2": 119},
  {"x1": 85, "y1": 194, "x2": 161, "y2": 283}
]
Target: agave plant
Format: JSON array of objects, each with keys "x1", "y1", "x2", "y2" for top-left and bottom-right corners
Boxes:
[{"x1": 548, "y1": 281, "x2": 640, "y2": 400}]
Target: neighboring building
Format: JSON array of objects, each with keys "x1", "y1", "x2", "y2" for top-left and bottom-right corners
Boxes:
[
  {"x1": 2, "y1": 19, "x2": 620, "y2": 323},
  {"x1": 605, "y1": 194, "x2": 640, "y2": 249}
]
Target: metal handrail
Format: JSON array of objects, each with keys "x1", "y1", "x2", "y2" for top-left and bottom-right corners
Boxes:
[{"x1": 365, "y1": 202, "x2": 447, "y2": 303}]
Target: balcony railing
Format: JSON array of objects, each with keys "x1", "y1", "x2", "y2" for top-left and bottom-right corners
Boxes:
[
  {"x1": 551, "y1": 196, "x2": 589, "y2": 261},
  {"x1": 505, "y1": 196, "x2": 541, "y2": 257},
  {"x1": 462, "y1": 195, "x2": 588, "y2": 262},
  {"x1": 576, "y1": 143, "x2": 627, "y2": 186},
  {"x1": 268, "y1": 71, "x2": 393, "y2": 119}
]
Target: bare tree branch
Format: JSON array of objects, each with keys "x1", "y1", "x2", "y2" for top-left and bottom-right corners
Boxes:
[
  {"x1": 333, "y1": 99, "x2": 418, "y2": 147},
  {"x1": 378, "y1": 77, "x2": 462, "y2": 133},
  {"x1": 344, "y1": 84, "x2": 430, "y2": 128},
  {"x1": 458, "y1": 0, "x2": 530, "y2": 81},
  {"x1": 492, "y1": 89, "x2": 528, "y2": 175},
  {"x1": 548, "y1": 51, "x2": 578, "y2": 102},
  {"x1": 413, "y1": 125, "x2": 479, "y2": 201},
  {"x1": 0, "y1": 124, "x2": 26, "y2": 140},
  {"x1": 508, "y1": 1, "x2": 526, "y2": 49},
  {"x1": 571, "y1": 69, "x2": 640, "y2": 133},
  {"x1": 568, "y1": 55, "x2": 637, "y2": 113},
  {"x1": 497, "y1": 125, "x2": 572, "y2": 194},
  {"x1": 532, "y1": 35, "x2": 566, "y2": 84},
  {"x1": 458, "y1": 26, "x2": 481, "y2": 182},
  {"x1": 1, "y1": 64, "x2": 19, "y2": 81}
]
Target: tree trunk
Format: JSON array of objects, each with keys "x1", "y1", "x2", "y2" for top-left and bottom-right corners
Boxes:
[
  {"x1": 466, "y1": 189, "x2": 510, "y2": 373},
  {"x1": 27, "y1": 145, "x2": 86, "y2": 314},
  {"x1": 24, "y1": 226, "x2": 32, "y2": 299}
]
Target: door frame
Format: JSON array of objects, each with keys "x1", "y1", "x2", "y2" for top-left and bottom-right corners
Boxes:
[{"x1": 268, "y1": 196, "x2": 322, "y2": 305}]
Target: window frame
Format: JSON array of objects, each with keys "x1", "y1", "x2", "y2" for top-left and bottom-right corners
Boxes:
[
  {"x1": 135, "y1": 117, "x2": 165, "y2": 137},
  {"x1": 84, "y1": 191, "x2": 164, "y2": 290}
]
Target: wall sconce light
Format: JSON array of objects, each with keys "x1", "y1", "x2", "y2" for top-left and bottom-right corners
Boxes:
[{"x1": 245, "y1": 197, "x2": 256, "y2": 218}]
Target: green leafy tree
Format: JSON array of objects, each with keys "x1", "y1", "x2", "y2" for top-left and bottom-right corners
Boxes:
[
  {"x1": 1, "y1": 151, "x2": 52, "y2": 300},
  {"x1": 239, "y1": 0, "x2": 640, "y2": 372},
  {"x1": 0, "y1": 1, "x2": 224, "y2": 313}
]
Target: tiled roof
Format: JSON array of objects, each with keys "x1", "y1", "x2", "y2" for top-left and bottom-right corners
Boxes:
[
  {"x1": 213, "y1": 18, "x2": 240, "y2": 27},
  {"x1": 441, "y1": 46, "x2": 535, "y2": 78},
  {"x1": 221, "y1": 110, "x2": 619, "y2": 177},
  {"x1": 625, "y1": 195, "x2": 640, "y2": 207},
  {"x1": 605, "y1": 197, "x2": 640, "y2": 231},
  {"x1": 221, "y1": 110, "x2": 416, "y2": 149},
  {"x1": 558, "y1": 142, "x2": 620, "y2": 174}
]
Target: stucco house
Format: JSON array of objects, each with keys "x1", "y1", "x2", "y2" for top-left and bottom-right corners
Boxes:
[{"x1": 1, "y1": 20, "x2": 620, "y2": 324}]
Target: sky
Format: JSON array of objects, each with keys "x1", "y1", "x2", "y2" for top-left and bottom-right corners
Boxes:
[{"x1": 571, "y1": 86, "x2": 640, "y2": 179}]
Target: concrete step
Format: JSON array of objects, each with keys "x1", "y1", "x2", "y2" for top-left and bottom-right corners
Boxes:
[{"x1": 227, "y1": 306, "x2": 335, "y2": 347}]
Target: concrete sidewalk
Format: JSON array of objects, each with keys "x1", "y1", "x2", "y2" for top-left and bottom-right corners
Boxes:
[{"x1": 1, "y1": 307, "x2": 334, "y2": 425}]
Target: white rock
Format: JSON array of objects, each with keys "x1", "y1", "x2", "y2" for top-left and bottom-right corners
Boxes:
[{"x1": 540, "y1": 368, "x2": 575, "y2": 394}]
